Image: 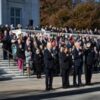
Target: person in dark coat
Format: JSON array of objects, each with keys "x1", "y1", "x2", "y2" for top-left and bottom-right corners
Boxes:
[
  {"x1": 72, "y1": 42, "x2": 83, "y2": 86},
  {"x1": 34, "y1": 48, "x2": 43, "y2": 79},
  {"x1": 2, "y1": 30, "x2": 11, "y2": 59},
  {"x1": 59, "y1": 46, "x2": 65, "y2": 75},
  {"x1": 84, "y1": 42, "x2": 95, "y2": 85},
  {"x1": 61, "y1": 47, "x2": 72, "y2": 88},
  {"x1": 16, "y1": 39, "x2": 25, "y2": 73},
  {"x1": 52, "y1": 46, "x2": 59, "y2": 75},
  {"x1": 44, "y1": 42, "x2": 54, "y2": 91}
]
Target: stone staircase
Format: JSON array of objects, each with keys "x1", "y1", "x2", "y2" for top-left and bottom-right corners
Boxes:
[{"x1": 0, "y1": 43, "x2": 28, "y2": 80}]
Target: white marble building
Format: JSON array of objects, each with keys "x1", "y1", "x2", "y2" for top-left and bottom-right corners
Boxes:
[{"x1": 0, "y1": 0, "x2": 40, "y2": 27}]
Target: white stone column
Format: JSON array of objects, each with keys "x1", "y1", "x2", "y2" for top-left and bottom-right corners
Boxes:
[
  {"x1": 2, "y1": 0, "x2": 8, "y2": 25},
  {"x1": 0, "y1": 0, "x2": 2, "y2": 25},
  {"x1": 31, "y1": 0, "x2": 40, "y2": 27}
]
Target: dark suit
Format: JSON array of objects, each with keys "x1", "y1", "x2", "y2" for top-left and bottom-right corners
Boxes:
[
  {"x1": 2, "y1": 35, "x2": 11, "y2": 59},
  {"x1": 73, "y1": 48, "x2": 83, "y2": 86},
  {"x1": 52, "y1": 48, "x2": 59, "y2": 75},
  {"x1": 59, "y1": 51, "x2": 64, "y2": 75},
  {"x1": 44, "y1": 49, "x2": 54, "y2": 90},
  {"x1": 84, "y1": 48, "x2": 95, "y2": 85},
  {"x1": 61, "y1": 52, "x2": 72, "y2": 88},
  {"x1": 34, "y1": 53, "x2": 42, "y2": 78}
]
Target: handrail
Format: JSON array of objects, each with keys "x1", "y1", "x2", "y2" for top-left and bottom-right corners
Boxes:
[
  {"x1": 2, "y1": 48, "x2": 13, "y2": 68},
  {"x1": 2, "y1": 48, "x2": 13, "y2": 56},
  {"x1": 2, "y1": 47, "x2": 24, "y2": 75}
]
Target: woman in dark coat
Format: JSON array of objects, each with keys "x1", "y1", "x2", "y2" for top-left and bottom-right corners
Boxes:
[
  {"x1": 34, "y1": 48, "x2": 43, "y2": 78},
  {"x1": 61, "y1": 47, "x2": 72, "y2": 88}
]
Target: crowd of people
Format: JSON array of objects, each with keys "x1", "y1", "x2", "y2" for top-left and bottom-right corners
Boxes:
[
  {"x1": 40, "y1": 25, "x2": 100, "y2": 35},
  {"x1": 0, "y1": 24, "x2": 100, "y2": 91}
]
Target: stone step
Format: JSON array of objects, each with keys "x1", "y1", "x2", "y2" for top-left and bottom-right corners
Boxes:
[
  {"x1": 0, "y1": 65, "x2": 18, "y2": 67},
  {"x1": 0, "y1": 73, "x2": 23, "y2": 77},
  {"x1": 0, "y1": 56, "x2": 29, "y2": 79},
  {"x1": 0, "y1": 61, "x2": 17, "y2": 63},
  {"x1": 0, "y1": 66, "x2": 18, "y2": 68},
  {"x1": 0, "y1": 70, "x2": 20, "y2": 74},
  {"x1": 0, "y1": 64, "x2": 18, "y2": 66},
  {"x1": 0, "y1": 64, "x2": 17, "y2": 66},
  {"x1": 0, "y1": 66, "x2": 18, "y2": 69},
  {"x1": 0, "y1": 68, "x2": 27, "y2": 72},
  {"x1": 0, "y1": 67, "x2": 27, "y2": 70},
  {"x1": 0, "y1": 68, "x2": 19, "y2": 71},
  {"x1": 0, "y1": 60, "x2": 16, "y2": 62},
  {"x1": 0, "y1": 71, "x2": 27, "y2": 76},
  {"x1": 0, "y1": 61, "x2": 16, "y2": 63},
  {"x1": 0, "y1": 65, "x2": 25, "y2": 69},
  {"x1": 0, "y1": 74, "x2": 33, "y2": 80},
  {"x1": 0, "y1": 62, "x2": 17, "y2": 64},
  {"x1": 0, "y1": 72, "x2": 23, "y2": 76}
]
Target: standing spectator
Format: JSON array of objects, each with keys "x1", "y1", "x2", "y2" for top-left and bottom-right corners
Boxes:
[
  {"x1": 52, "y1": 44, "x2": 59, "y2": 75},
  {"x1": 44, "y1": 42, "x2": 54, "y2": 91},
  {"x1": 61, "y1": 47, "x2": 72, "y2": 88},
  {"x1": 59, "y1": 46, "x2": 65, "y2": 75},
  {"x1": 84, "y1": 42, "x2": 95, "y2": 85},
  {"x1": 11, "y1": 34, "x2": 17, "y2": 60},
  {"x1": 2, "y1": 30, "x2": 10, "y2": 59},
  {"x1": 72, "y1": 42, "x2": 83, "y2": 86},
  {"x1": 25, "y1": 47, "x2": 32, "y2": 77},
  {"x1": 16, "y1": 39, "x2": 25, "y2": 73},
  {"x1": 34, "y1": 48, "x2": 42, "y2": 79}
]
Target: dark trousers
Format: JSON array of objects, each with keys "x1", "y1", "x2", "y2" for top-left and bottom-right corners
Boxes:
[
  {"x1": 73, "y1": 66, "x2": 82, "y2": 85},
  {"x1": 85, "y1": 65, "x2": 93, "y2": 84},
  {"x1": 62, "y1": 69, "x2": 69, "y2": 87},
  {"x1": 3, "y1": 50, "x2": 7, "y2": 60},
  {"x1": 45, "y1": 68, "x2": 53, "y2": 89},
  {"x1": 36, "y1": 65, "x2": 42, "y2": 78}
]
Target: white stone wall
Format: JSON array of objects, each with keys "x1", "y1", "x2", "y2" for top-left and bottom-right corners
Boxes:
[
  {"x1": 0, "y1": 0, "x2": 2, "y2": 25},
  {"x1": 31, "y1": 0, "x2": 40, "y2": 26},
  {"x1": 0, "y1": 0, "x2": 40, "y2": 27}
]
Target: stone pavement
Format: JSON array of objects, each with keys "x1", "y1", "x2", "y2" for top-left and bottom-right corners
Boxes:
[{"x1": 0, "y1": 73, "x2": 100, "y2": 100}]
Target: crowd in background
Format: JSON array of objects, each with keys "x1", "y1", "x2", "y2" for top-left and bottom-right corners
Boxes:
[
  {"x1": 40, "y1": 25, "x2": 100, "y2": 35},
  {"x1": 0, "y1": 24, "x2": 100, "y2": 90}
]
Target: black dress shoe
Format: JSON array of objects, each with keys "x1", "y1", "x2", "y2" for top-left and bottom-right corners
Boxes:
[
  {"x1": 86, "y1": 83, "x2": 91, "y2": 85},
  {"x1": 46, "y1": 88, "x2": 50, "y2": 91},
  {"x1": 73, "y1": 83, "x2": 78, "y2": 87},
  {"x1": 78, "y1": 83, "x2": 82, "y2": 86},
  {"x1": 62, "y1": 86, "x2": 68, "y2": 89},
  {"x1": 49, "y1": 87, "x2": 53, "y2": 90}
]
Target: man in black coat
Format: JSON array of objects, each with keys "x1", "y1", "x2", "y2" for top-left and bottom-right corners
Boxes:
[
  {"x1": 84, "y1": 42, "x2": 95, "y2": 85},
  {"x1": 72, "y1": 42, "x2": 83, "y2": 86},
  {"x1": 44, "y1": 42, "x2": 54, "y2": 91}
]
